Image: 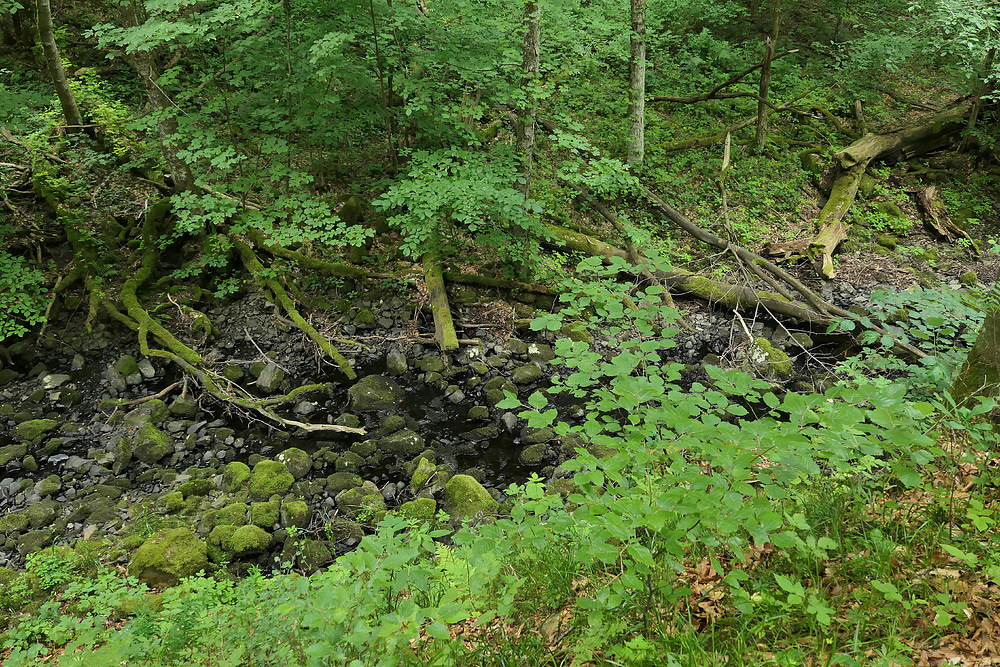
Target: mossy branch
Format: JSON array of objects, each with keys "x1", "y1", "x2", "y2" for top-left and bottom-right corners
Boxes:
[{"x1": 232, "y1": 236, "x2": 357, "y2": 380}]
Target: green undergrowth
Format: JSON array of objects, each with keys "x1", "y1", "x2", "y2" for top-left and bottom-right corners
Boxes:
[{"x1": 3, "y1": 263, "x2": 1000, "y2": 666}]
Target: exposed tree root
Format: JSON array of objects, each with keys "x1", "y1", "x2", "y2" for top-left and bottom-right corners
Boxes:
[
  {"x1": 422, "y1": 254, "x2": 460, "y2": 350},
  {"x1": 441, "y1": 271, "x2": 555, "y2": 295},
  {"x1": 806, "y1": 100, "x2": 973, "y2": 278},
  {"x1": 232, "y1": 236, "x2": 357, "y2": 380}
]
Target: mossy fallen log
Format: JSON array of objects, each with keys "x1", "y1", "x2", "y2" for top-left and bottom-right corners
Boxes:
[
  {"x1": 544, "y1": 224, "x2": 830, "y2": 324},
  {"x1": 806, "y1": 100, "x2": 973, "y2": 278},
  {"x1": 423, "y1": 254, "x2": 459, "y2": 351}
]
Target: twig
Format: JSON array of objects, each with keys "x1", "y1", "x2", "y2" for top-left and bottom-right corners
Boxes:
[{"x1": 107, "y1": 381, "x2": 183, "y2": 407}]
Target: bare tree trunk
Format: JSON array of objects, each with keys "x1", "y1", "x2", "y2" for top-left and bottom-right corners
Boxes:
[
  {"x1": 121, "y1": 4, "x2": 192, "y2": 192},
  {"x1": 754, "y1": 2, "x2": 781, "y2": 153},
  {"x1": 36, "y1": 0, "x2": 82, "y2": 127},
  {"x1": 627, "y1": 0, "x2": 646, "y2": 166},
  {"x1": 515, "y1": 1, "x2": 540, "y2": 198}
]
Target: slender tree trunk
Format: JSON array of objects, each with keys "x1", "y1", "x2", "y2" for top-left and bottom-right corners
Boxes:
[
  {"x1": 121, "y1": 4, "x2": 193, "y2": 192},
  {"x1": 962, "y1": 47, "x2": 996, "y2": 152},
  {"x1": 36, "y1": 0, "x2": 83, "y2": 128},
  {"x1": 627, "y1": 0, "x2": 646, "y2": 166},
  {"x1": 515, "y1": 1, "x2": 540, "y2": 197},
  {"x1": 754, "y1": 3, "x2": 781, "y2": 153},
  {"x1": 1, "y1": 15, "x2": 17, "y2": 45},
  {"x1": 952, "y1": 306, "x2": 1000, "y2": 402}
]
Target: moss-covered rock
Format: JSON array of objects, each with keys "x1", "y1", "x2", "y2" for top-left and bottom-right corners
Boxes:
[
  {"x1": 326, "y1": 472, "x2": 364, "y2": 494},
  {"x1": 124, "y1": 399, "x2": 170, "y2": 427},
  {"x1": 276, "y1": 447, "x2": 312, "y2": 479},
  {"x1": 560, "y1": 321, "x2": 593, "y2": 345},
  {"x1": 0, "y1": 444, "x2": 27, "y2": 466},
  {"x1": 222, "y1": 461, "x2": 251, "y2": 492},
  {"x1": 511, "y1": 363, "x2": 543, "y2": 385},
  {"x1": 280, "y1": 499, "x2": 311, "y2": 528},
  {"x1": 519, "y1": 444, "x2": 547, "y2": 465},
  {"x1": 128, "y1": 528, "x2": 209, "y2": 587},
  {"x1": 250, "y1": 500, "x2": 281, "y2": 528},
  {"x1": 36, "y1": 474, "x2": 61, "y2": 497},
  {"x1": 26, "y1": 499, "x2": 59, "y2": 528},
  {"x1": 297, "y1": 539, "x2": 333, "y2": 572},
  {"x1": 876, "y1": 234, "x2": 899, "y2": 250},
  {"x1": 410, "y1": 457, "x2": 437, "y2": 494},
  {"x1": 960, "y1": 270, "x2": 977, "y2": 287},
  {"x1": 15, "y1": 419, "x2": 59, "y2": 443},
  {"x1": 248, "y1": 460, "x2": 295, "y2": 500},
  {"x1": 230, "y1": 525, "x2": 271, "y2": 556},
  {"x1": 207, "y1": 525, "x2": 238, "y2": 562},
  {"x1": 751, "y1": 337, "x2": 793, "y2": 380},
  {"x1": 179, "y1": 478, "x2": 214, "y2": 498},
  {"x1": 216, "y1": 502, "x2": 249, "y2": 527},
  {"x1": 377, "y1": 429, "x2": 425, "y2": 457},
  {"x1": 442, "y1": 475, "x2": 498, "y2": 523},
  {"x1": 335, "y1": 481, "x2": 387, "y2": 521},
  {"x1": 162, "y1": 491, "x2": 185, "y2": 514},
  {"x1": 347, "y1": 375, "x2": 404, "y2": 411},
  {"x1": 353, "y1": 308, "x2": 377, "y2": 326},
  {"x1": 399, "y1": 497, "x2": 437, "y2": 522},
  {"x1": 133, "y1": 424, "x2": 173, "y2": 464},
  {"x1": 0, "y1": 512, "x2": 29, "y2": 533}
]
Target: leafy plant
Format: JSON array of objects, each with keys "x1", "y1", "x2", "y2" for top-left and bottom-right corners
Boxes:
[{"x1": 0, "y1": 251, "x2": 47, "y2": 342}]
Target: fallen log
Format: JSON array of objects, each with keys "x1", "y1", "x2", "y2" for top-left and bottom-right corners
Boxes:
[
  {"x1": 545, "y1": 223, "x2": 831, "y2": 324},
  {"x1": 423, "y1": 254, "x2": 460, "y2": 350},
  {"x1": 806, "y1": 100, "x2": 973, "y2": 278}
]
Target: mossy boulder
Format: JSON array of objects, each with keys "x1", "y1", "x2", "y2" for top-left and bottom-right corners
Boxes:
[
  {"x1": 348, "y1": 375, "x2": 404, "y2": 411},
  {"x1": 280, "y1": 499, "x2": 311, "y2": 528},
  {"x1": 335, "y1": 481, "x2": 387, "y2": 521},
  {"x1": 216, "y1": 502, "x2": 249, "y2": 527},
  {"x1": 26, "y1": 499, "x2": 59, "y2": 528},
  {"x1": 250, "y1": 500, "x2": 281, "y2": 528},
  {"x1": 276, "y1": 447, "x2": 312, "y2": 479},
  {"x1": 751, "y1": 337, "x2": 793, "y2": 380},
  {"x1": 960, "y1": 271, "x2": 977, "y2": 287},
  {"x1": 207, "y1": 525, "x2": 238, "y2": 562},
  {"x1": 15, "y1": 419, "x2": 59, "y2": 443},
  {"x1": 36, "y1": 474, "x2": 61, "y2": 497},
  {"x1": 221, "y1": 461, "x2": 251, "y2": 492},
  {"x1": 133, "y1": 424, "x2": 173, "y2": 464},
  {"x1": 248, "y1": 460, "x2": 295, "y2": 500},
  {"x1": 128, "y1": 528, "x2": 209, "y2": 587},
  {"x1": 179, "y1": 478, "x2": 214, "y2": 498},
  {"x1": 377, "y1": 429, "x2": 425, "y2": 456},
  {"x1": 162, "y1": 491, "x2": 185, "y2": 514},
  {"x1": 410, "y1": 457, "x2": 437, "y2": 494},
  {"x1": 230, "y1": 525, "x2": 271, "y2": 556},
  {"x1": 353, "y1": 308, "x2": 377, "y2": 326},
  {"x1": 442, "y1": 475, "x2": 498, "y2": 523},
  {"x1": 297, "y1": 539, "x2": 333, "y2": 572},
  {"x1": 560, "y1": 321, "x2": 593, "y2": 345},
  {"x1": 511, "y1": 363, "x2": 543, "y2": 385},
  {"x1": 124, "y1": 399, "x2": 170, "y2": 427},
  {"x1": 326, "y1": 472, "x2": 364, "y2": 494},
  {"x1": 0, "y1": 512, "x2": 29, "y2": 533},
  {"x1": 399, "y1": 497, "x2": 437, "y2": 522},
  {"x1": 0, "y1": 444, "x2": 27, "y2": 466},
  {"x1": 876, "y1": 234, "x2": 899, "y2": 250},
  {"x1": 255, "y1": 362, "x2": 285, "y2": 393},
  {"x1": 519, "y1": 444, "x2": 547, "y2": 465}
]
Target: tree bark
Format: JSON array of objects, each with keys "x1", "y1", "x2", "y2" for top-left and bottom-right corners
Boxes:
[
  {"x1": 627, "y1": 0, "x2": 646, "y2": 166},
  {"x1": 754, "y1": 3, "x2": 781, "y2": 153},
  {"x1": 121, "y1": 4, "x2": 193, "y2": 192},
  {"x1": 36, "y1": 0, "x2": 83, "y2": 128},
  {"x1": 806, "y1": 100, "x2": 973, "y2": 278},
  {"x1": 515, "y1": 1, "x2": 540, "y2": 197},
  {"x1": 962, "y1": 47, "x2": 996, "y2": 152},
  {"x1": 952, "y1": 306, "x2": 1000, "y2": 402}
]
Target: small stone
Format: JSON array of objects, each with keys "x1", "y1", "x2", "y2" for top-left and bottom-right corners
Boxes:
[
  {"x1": 255, "y1": 362, "x2": 285, "y2": 393},
  {"x1": 512, "y1": 363, "x2": 543, "y2": 385},
  {"x1": 41, "y1": 374, "x2": 70, "y2": 389},
  {"x1": 385, "y1": 352, "x2": 408, "y2": 375}
]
